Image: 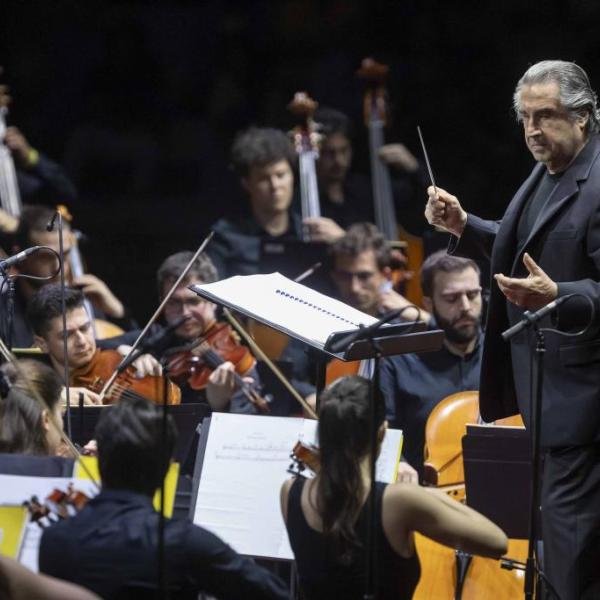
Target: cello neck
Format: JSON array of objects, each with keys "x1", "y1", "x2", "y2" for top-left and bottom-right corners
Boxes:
[
  {"x1": 358, "y1": 58, "x2": 398, "y2": 242},
  {"x1": 0, "y1": 107, "x2": 23, "y2": 219},
  {"x1": 288, "y1": 92, "x2": 321, "y2": 235}
]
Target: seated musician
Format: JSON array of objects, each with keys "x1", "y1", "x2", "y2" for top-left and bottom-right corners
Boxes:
[
  {"x1": 281, "y1": 222, "x2": 428, "y2": 400},
  {"x1": 206, "y1": 126, "x2": 303, "y2": 278},
  {"x1": 302, "y1": 106, "x2": 427, "y2": 243},
  {"x1": 102, "y1": 250, "x2": 265, "y2": 413},
  {"x1": 27, "y1": 285, "x2": 162, "y2": 406},
  {"x1": 4, "y1": 205, "x2": 133, "y2": 348},
  {"x1": 39, "y1": 397, "x2": 288, "y2": 600},
  {"x1": 380, "y1": 250, "x2": 483, "y2": 481},
  {"x1": 0, "y1": 359, "x2": 66, "y2": 456},
  {"x1": 280, "y1": 376, "x2": 507, "y2": 600}
]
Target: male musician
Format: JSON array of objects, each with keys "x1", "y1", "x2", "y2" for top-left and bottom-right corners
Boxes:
[
  {"x1": 303, "y1": 106, "x2": 427, "y2": 244},
  {"x1": 4, "y1": 204, "x2": 132, "y2": 347},
  {"x1": 0, "y1": 81, "x2": 77, "y2": 207},
  {"x1": 27, "y1": 285, "x2": 161, "y2": 406},
  {"x1": 102, "y1": 250, "x2": 264, "y2": 413},
  {"x1": 207, "y1": 126, "x2": 304, "y2": 278},
  {"x1": 425, "y1": 60, "x2": 600, "y2": 599},
  {"x1": 39, "y1": 397, "x2": 288, "y2": 599},
  {"x1": 380, "y1": 250, "x2": 483, "y2": 480}
]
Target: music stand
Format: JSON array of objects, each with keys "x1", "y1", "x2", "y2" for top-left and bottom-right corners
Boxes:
[
  {"x1": 67, "y1": 403, "x2": 211, "y2": 464},
  {"x1": 463, "y1": 424, "x2": 531, "y2": 539}
]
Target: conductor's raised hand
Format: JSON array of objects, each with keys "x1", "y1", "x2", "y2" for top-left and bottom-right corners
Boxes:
[
  {"x1": 425, "y1": 186, "x2": 468, "y2": 237},
  {"x1": 494, "y1": 253, "x2": 558, "y2": 310}
]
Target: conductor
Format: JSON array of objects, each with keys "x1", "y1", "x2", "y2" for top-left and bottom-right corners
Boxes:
[{"x1": 425, "y1": 60, "x2": 600, "y2": 600}]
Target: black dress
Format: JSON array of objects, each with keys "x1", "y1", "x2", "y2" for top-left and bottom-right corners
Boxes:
[{"x1": 286, "y1": 478, "x2": 421, "y2": 600}]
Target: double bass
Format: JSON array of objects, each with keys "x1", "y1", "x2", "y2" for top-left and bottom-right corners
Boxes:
[{"x1": 357, "y1": 58, "x2": 425, "y2": 307}]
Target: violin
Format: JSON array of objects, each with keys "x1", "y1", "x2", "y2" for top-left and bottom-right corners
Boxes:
[
  {"x1": 25, "y1": 483, "x2": 91, "y2": 526},
  {"x1": 70, "y1": 348, "x2": 181, "y2": 406},
  {"x1": 288, "y1": 440, "x2": 320, "y2": 476},
  {"x1": 163, "y1": 321, "x2": 271, "y2": 414}
]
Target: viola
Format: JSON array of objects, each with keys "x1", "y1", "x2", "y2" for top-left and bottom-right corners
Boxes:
[
  {"x1": 163, "y1": 321, "x2": 270, "y2": 414},
  {"x1": 70, "y1": 348, "x2": 181, "y2": 406}
]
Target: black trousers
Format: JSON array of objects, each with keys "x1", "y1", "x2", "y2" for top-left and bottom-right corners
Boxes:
[{"x1": 541, "y1": 444, "x2": 600, "y2": 600}]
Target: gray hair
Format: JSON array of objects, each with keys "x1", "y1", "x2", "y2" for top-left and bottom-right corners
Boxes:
[{"x1": 513, "y1": 60, "x2": 600, "y2": 134}]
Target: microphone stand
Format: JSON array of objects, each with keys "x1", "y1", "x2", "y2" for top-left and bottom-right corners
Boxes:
[
  {"x1": 502, "y1": 297, "x2": 572, "y2": 600},
  {"x1": 329, "y1": 311, "x2": 399, "y2": 600},
  {"x1": 54, "y1": 210, "x2": 72, "y2": 439},
  {"x1": 0, "y1": 266, "x2": 15, "y2": 350}
]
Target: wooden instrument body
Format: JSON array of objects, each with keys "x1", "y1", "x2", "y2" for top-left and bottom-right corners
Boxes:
[
  {"x1": 70, "y1": 348, "x2": 181, "y2": 405},
  {"x1": 414, "y1": 391, "x2": 526, "y2": 599}
]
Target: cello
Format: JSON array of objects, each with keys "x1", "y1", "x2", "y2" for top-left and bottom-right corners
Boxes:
[
  {"x1": 357, "y1": 58, "x2": 425, "y2": 307},
  {"x1": 413, "y1": 391, "x2": 527, "y2": 600}
]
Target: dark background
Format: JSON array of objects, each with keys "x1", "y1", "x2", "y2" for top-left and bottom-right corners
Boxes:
[{"x1": 2, "y1": 0, "x2": 599, "y2": 321}]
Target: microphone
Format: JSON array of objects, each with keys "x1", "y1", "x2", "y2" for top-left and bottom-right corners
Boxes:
[
  {"x1": 501, "y1": 295, "x2": 573, "y2": 341},
  {"x1": 328, "y1": 308, "x2": 404, "y2": 354},
  {"x1": 0, "y1": 246, "x2": 42, "y2": 270},
  {"x1": 46, "y1": 211, "x2": 58, "y2": 232}
]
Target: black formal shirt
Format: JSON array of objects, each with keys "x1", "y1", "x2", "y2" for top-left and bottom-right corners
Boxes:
[
  {"x1": 380, "y1": 332, "x2": 483, "y2": 478},
  {"x1": 39, "y1": 489, "x2": 288, "y2": 600},
  {"x1": 207, "y1": 210, "x2": 304, "y2": 279}
]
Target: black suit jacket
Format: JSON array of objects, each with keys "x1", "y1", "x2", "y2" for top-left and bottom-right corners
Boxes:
[{"x1": 451, "y1": 135, "x2": 600, "y2": 447}]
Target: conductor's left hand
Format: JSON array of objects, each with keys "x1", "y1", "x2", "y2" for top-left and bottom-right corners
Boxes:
[{"x1": 494, "y1": 253, "x2": 558, "y2": 310}]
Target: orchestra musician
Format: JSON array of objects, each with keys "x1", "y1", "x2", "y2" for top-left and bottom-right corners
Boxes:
[
  {"x1": 206, "y1": 126, "x2": 303, "y2": 279},
  {"x1": 5, "y1": 205, "x2": 133, "y2": 348},
  {"x1": 39, "y1": 397, "x2": 289, "y2": 599},
  {"x1": 0, "y1": 359, "x2": 66, "y2": 456},
  {"x1": 0, "y1": 79, "x2": 77, "y2": 208},
  {"x1": 380, "y1": 250, "x2": 484, "y2": 481},
  {"x1": 302, "y1": 106, "x2": 427, "y2": 244},
  {"x1": 280, "y1": 375, "x2": 507, "y2": 600},
  {"x1": 27, "y1": 285, "x2": 162, "y2": 406},
  {"x1": 101, "y1": 250, "x2": 265, "y2": 413},
  {"x1": 281, "y1": 223, "x2": 428, "y2": 399},
  {"x1": 425, "y1": 59, "x2": 600, "y2": 600}
]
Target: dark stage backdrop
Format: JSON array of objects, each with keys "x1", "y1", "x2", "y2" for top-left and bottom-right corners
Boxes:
[{"x1": 1, "y1": 0, "x2": 599, "y2": 321}]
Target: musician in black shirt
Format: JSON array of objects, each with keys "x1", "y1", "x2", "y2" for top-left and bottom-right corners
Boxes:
[{"x1": 39, "y1": 397, "x2": 288, "y2": 600}]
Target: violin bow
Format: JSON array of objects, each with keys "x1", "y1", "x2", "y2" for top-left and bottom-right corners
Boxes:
[
  {"x1": 222, "y1": 308, "x2": 318, "y2": 420},
  {"x1": 0, "y1": 338, "x2": 101, "y2": 490},
  {"x1": 98, "y1": 231, "x2": 214, "y2": 400}
]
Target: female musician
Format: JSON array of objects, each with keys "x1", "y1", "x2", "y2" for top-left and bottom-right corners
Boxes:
[
  {"x1": 280, "y1": 376, "x2": 507, "y2": 600},
  {"x1": 0, "y1": 359, "x2": 65, "y2": 456}
]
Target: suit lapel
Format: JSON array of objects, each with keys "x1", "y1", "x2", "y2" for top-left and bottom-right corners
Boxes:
[{"x1": 510, "y1": 136, "x2": 600, "y2": 273}]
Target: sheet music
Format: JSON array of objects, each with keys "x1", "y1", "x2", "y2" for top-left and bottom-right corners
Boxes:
[
  {"x1": 193, "y1": 413, "x2": 302, "y2": 560},
  {"x1": 192, "y1": 413, "x2": 404, "y2": 560},
  {"x1": 191, "y1": 272, "x2": 378, "y2": 348}
]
